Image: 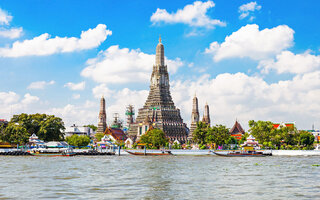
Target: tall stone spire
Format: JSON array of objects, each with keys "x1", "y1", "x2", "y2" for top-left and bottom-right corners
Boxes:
[
  {"x1": 128, "y1": 37, "x2": 188, "y2": 143},
  {"x1": 188, "y1": 94, "x2": 199, "y2": 141},
  {"x1": 202, "y1": 102, "x2": 210, "y2": 125},
  {"x1": 97, "y1": 96, "x2": 107, "y2": 133},
  {"x1": 156, "y1": 35, "x2": 165, "y2": 66}
]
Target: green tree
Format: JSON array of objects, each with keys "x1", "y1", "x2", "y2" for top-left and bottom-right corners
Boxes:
[
  {"x1": 1, "y1": 124, "x2": 28, "y2": 144},
  {"x1": 299, "y1": 131, "x2": 314, "y2": 147},
  {"x1": 95, "y1": 133, "x2": 105, "y2": 141},
  {"x1": 239, "y1": 132, "x2": 249, "y2": 145},
  {"x1": 193, "y1": 122, "x2": 209, "y2": 145},
  {"x1": 206, "y1": 124, "x2": 230, "y2": 147},
  {"x1": 38, "y1": 115, "x2": 65, "y2": 141},
  {"x1": 248, "y1": 120, "x2": 274, "y2": 144},
  {"x1": 84, "y1": 124, "x2": 97, "y2": 132},
  {"x1": 66, "y1": 135, "x2": 90, "y2": 147},
  {"x1": 226, "y1": 136, "x2": 237, "y2": 144},
  {"x1": 140, "y1": 129, "x2": 168, "y2": 149},
  {"x1": 0, "y1": 113, "x2": 65, "y2": 144}
]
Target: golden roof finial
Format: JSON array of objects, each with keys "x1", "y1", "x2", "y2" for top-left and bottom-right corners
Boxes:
[{"x1": 159, "y1": 34, "x2": 161, "y2": 43}]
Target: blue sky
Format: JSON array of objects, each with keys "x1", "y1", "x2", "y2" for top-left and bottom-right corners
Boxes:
[{"x1": 0, "y1": 0, "x2": 320, "y2": 130}]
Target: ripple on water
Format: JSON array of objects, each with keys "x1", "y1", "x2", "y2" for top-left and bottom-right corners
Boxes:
[{"x1": 0, "y1": 156, "x2": 320, "y2": 199}]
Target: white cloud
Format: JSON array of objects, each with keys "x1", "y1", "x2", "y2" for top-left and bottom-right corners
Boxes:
[
  {"x1": 0, "y1": 91, "x2": 40, "y2": 120},
  {"x1": 0, "y1": 8, "x2": 12, "y2": 25},
  {"x1": 81, "y1": 45, "x2": 183, "y2": 84},
  {"x1": 72, "y1": 94, "x2": 81, "y2": 99},
  {"x1": 150, "y1": 1, "x2": 226, "y2": 28},
  {"x1": 27, "y1": 80, "x2": 55, "y2": 90},
  {"x1": 0, "y1": 91, "x2": 19, "y2": 104},
  {"x1": 92, "y1": 84, "x2": 148, "y2": 125},
  {"x1": 0, "y1": 8, "x2": 23, "y2": 39},
  {"x1": 239, "y1": 2, "x2": 261, "y2": 20},
  {"x1": 21, "y1": 93, "x2": 39, "y2": 104},
  {"x1": 259, "y1": 50, "x2": 320, "y2": 74},
  {"x1": 47, "y1": 85, "x2": 149, "y2": 127},
  {"x1": 171, "y1": 72, "x2": 320, "y2": 130},
  {"x1": 205, "y1": 24, "x2": 294, "y2": 61},
  {"x1": 64, "y1": 81, "x2": 85, "y2": 91},
  {"x1": 2, "y1": 68, "x2": 320, "y2": 130},
  {"x1": 0, "y1": 24, "x2": 112, "y2": 57},
  {"x1": 0, "y1": 27, "x2": 23, "y2": 39},
  {"x1": 48, "y1": 102, "x2": 97, "y2": 127},
  {"x1": 92, "y1": 83, "x2": 114, "y2": 99}
]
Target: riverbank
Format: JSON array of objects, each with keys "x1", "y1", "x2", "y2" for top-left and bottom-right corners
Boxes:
[
  {"x1": 121, "y1": 149, "x2": 320, "y2": 156},
  {"x1": 2, "y1": 148, "x2": 320, "y2": 156}
]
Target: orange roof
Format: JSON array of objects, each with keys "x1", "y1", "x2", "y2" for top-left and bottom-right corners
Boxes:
[
  {"x1": 273, "y1": 123, "x2": 295, "y2": 129},
  {"x1": 105, "y1": 128, "x2": 127, "y2": 142}
]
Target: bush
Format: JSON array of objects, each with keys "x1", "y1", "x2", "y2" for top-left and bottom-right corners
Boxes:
[
  {"x1": 172, "y1": 142, "x2": 182, "y2": 149},
  {"x1": 132, "y1": 143, "x2": 137, "y2": 149},
  {"x1": 95, "y1": 133, "x2": 104, "y2": 141},
  {"x1": 199, "y1": 144, "x2": 207, "y2": 149},
  {"x1": 66, "y1": 135, "x2": 90, "y2": 147}
]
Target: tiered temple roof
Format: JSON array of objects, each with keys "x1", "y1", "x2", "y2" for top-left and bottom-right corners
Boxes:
[{"x1": 230, "y1": 120, "x2": 245, "y2": 140}]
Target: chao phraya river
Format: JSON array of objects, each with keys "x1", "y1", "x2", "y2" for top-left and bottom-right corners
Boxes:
[{"x1": 0, "y1": 155, "x2": 319, "y2": 199}]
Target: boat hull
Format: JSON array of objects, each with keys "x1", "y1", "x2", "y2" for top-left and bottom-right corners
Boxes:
[
  {"x1": 213, "y1": 152, "x2": 271, "y2": 157},
  {"x1": 126, "y1": 150, "x2": 172, "y2": 156},
  {"x1": 30, "y1": 152, "x2": 76, "y2": 157}
]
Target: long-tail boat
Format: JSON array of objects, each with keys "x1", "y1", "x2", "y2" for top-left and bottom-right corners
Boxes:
[
  {"x1": 126, "y1": 150, "x2": 172, "y2": 156},
  {"x1": 213, "y1": 150, "x2": 272, "y2": 157}
]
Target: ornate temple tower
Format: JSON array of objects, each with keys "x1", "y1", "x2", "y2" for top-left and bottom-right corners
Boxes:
[
  {"x1": 202, "y1": 103, "x2": 210, "y2": 125},
  {"x1": 125, "y1": 105, "x2": 135, "y2": 128},
  {"x1": 129, "y1": 36, "x2": 188, "y2": 143},
  {"x1": 97, "y1": 96, "x2": 107, "y2": 133},
  {"x1": 188, "y1": 94, "x2": 199, "y2": 141}
]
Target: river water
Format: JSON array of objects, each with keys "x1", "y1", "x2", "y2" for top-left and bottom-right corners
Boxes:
[{"x1": 0, "y1": 155, "x2": 319, "y2": 199}]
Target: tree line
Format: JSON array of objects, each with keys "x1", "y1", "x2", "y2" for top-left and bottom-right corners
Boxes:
[
  {"x1": 0, "y1": 113, "x2": 92, "y2": 147},
  {"x1": 0, "y1": 113, "x2": 65, "y2": 144},
  {"x1": 191, "y1": 120, "x2": 315, "y2": 150}
]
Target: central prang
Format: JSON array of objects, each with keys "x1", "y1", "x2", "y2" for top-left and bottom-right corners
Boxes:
[{"x1": 128, "y1": 37, "x2": 189, "y2": 144}]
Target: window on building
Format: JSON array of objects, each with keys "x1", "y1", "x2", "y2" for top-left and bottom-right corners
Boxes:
[
  {"x1": 145, "y1": 126, "x2": 148, "y2": 132},
  {"x1": 139, "y1": 127, "x2": 142, "y2": 135}
]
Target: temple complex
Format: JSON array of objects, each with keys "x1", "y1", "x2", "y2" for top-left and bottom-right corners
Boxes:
[
  {"x1": 97, "y1": 96, "x2": 107, "y2": 133},
  {"x1": 128, "y1": 37, "x2": 189, "y2": 143}
]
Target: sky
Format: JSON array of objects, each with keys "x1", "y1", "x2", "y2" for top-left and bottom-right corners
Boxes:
[{"x1": 0, "y1": 0, "x2": 320, "y2": 130}]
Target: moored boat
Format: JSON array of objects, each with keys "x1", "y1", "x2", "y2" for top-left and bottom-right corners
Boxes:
[
  {"x1": 213, "y1": 150, "x2": 272, "y2": 157},
  {"x1": 27, "y1": 141, "x2": 76, "y2": 157},
  {"x1": 28, "y1": 148, "x2": 76, "y2": 157},
  {"x1": 126, "y1": 150, "x2": 172, "y2": 156}
]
